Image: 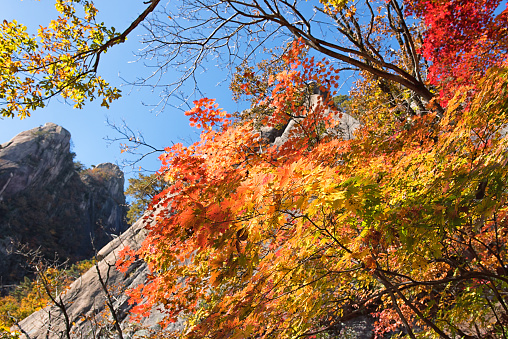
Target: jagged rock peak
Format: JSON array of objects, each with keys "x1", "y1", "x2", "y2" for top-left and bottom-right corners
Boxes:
[
  {"x1": 0, "y1": 123, "x2": 128, "y2": 284},
  {"x1": 0, "y1": 123, "x2": 72, "y2": 200}
]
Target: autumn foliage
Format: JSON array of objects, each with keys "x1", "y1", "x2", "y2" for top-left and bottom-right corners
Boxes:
[
  {"x1": 407, "y1": 0, "x2": 508, "y2": 104},
  {"x1": 119, "y1": 10, "x2": 508, "y2": 337},
  {"x1": 2, "y1": 0, "x2": 508, "y2": 337},
  {"x1": 0, "y1": 260, "x2": 95, "y2": 335},
  {"x1": 0, "y1": 0, "x2": 121, "y2": 119}
]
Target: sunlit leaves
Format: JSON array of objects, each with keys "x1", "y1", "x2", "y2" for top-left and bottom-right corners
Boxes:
[
  {"x1": 185, "y1": 98, "x2": 232, "y2": 131},
  {"x1": 0, "y1": 259, "x2": 95, "y2": 333},
  {"x1": 112, "y1": 1, "x2": 508, "y2": 338},
  {"x1": 0, "y1": 0, "x2": 121, "y2": 119},
  {"x1": 117, "y1": 40, "x2": 508, "y2": 336},
  {"x1": 407, "y1": 0, "x2": 508, "y2": 105},
  {"x1": 319, "y1": 0, "x2": 351, "y2": 14}
]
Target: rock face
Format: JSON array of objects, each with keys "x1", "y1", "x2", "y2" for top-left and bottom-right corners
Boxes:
[
  {"x1": 16, "y1": 203, "x2": 189, "y2": 339},
  {"x1": 259, "y1": 94, "x2": 360, "y2": 147},
  {"x1": 0, "y1": 123, "x2": 71, "y2": 199},
  {"x1": 16, "y1": 214, "x2": 171, "y2": 339},
  {"x1": 0, "y1": 123, "x2": 128, "y2": 284}
]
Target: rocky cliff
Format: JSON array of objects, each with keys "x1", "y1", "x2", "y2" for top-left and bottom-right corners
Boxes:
[{"x1": 0, "y1": 123, "x2": 128, "y2": 285}]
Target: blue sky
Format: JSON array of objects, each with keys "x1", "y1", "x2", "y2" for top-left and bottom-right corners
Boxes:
[
  {"x1": 0, "y1": 0, "x2": 247, "y2": 183},
  {"x1": 0, "y1": 0, "x2": 361, "y2": 189}
]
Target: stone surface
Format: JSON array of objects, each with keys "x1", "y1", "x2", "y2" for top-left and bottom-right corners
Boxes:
[
  {"x1": 269, "y1": 94, "x2": 360, "y2": 147},
  {"x1": 0, "y1": 123, "x2": 71, "y2": 199},
  {"x1": 15, "y1": 204, "x2": 185, "y2": 339},
  {"x1": 15, "y1": 214, "x2": 162, "y2": 338},
  {"x1": 0, "y1": 123, "x2": 128, "y2": 284},
  {"x1": 259, "y1": 125, "x2": 286, "y2": 143},
  {"x1": 339, "y1": 316, "x2": 376, "y2": 339}
]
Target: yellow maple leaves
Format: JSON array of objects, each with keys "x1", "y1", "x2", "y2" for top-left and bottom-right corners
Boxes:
[{"x1": 0, "y1": 0, "x2": 121, "y2": 119}]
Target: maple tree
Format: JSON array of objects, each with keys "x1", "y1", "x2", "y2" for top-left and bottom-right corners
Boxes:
[
  {"x1": 2, "y1": 0, "x2": 441, "y2": 117},
  {"x1": 119, "y1": 40, "x2": 508, "y2": 339},
  {"x1": 130, "y1": 0, "x2": 447, "y2": 117},
  {"x1": 406, "y1": 0, "x2": 508, "y2": 105}
]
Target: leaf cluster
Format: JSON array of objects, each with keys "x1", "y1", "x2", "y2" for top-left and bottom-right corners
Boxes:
[
  {"x1": 0, "y1": 259, "x2": 95, "y2": 334},
  {"x1": 125, "y1": 172, "x2": 167, "y2": 224},
  {"x1": 0, "y1": 0, "x2": 122, "y2": 119}
]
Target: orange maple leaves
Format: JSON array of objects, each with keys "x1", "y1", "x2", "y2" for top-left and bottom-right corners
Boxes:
[
  {"x1": 185, "y1": 98, "x2": 232, "y2": 130},
  {"x1": 117, "y1": 3, "x2": 508, "y2": 338}
]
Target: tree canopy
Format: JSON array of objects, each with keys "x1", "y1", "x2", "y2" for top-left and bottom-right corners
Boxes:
[{"x1": 3, "y1": 0, "x2": 508, "y2": 337}]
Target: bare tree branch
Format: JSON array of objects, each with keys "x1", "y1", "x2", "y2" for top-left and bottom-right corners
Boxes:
[{"x1": 129, "y1": 0, "x2": 443, "y2": 115}]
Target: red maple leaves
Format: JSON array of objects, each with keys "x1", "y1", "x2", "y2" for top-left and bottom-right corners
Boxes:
[{"x1": 408, "y1": 0, "x2": 508, "y2": 103}]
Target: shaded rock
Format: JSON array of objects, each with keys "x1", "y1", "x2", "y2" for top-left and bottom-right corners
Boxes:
[
  {"x1": 16, "y1": 208, "x2": 181, "y2": 339},
  {"x1": 0, "y1": 123, "x2": 128, "y2": 285},
  {"x1": 259, "y1": 125, "x2": 286, "y2": 143}
]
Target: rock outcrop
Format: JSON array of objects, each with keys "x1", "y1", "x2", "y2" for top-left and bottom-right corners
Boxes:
[
  {"x1": 0, "y1": 123, "x2": 128, "y2": 284},
  {"x1": 16, "y1": 214, "x2": 173, "y2": 339},
  {"x1": 259, "y1": 93, "x2": 360, "y2": 147}
]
